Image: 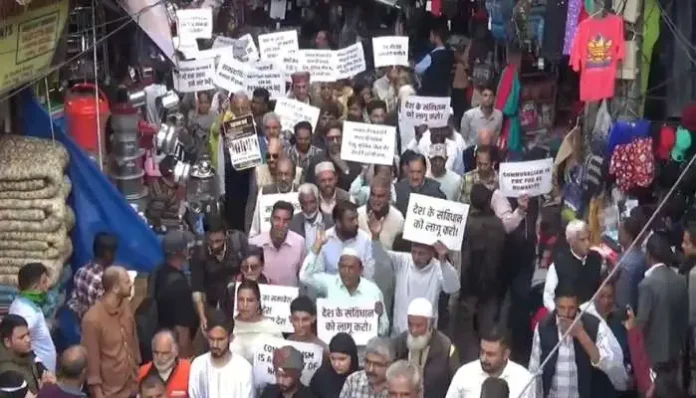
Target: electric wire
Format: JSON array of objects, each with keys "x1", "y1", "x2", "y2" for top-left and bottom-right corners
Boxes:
[{"x1": 516, "y1": 151, "x2": 696, "y2": 397}]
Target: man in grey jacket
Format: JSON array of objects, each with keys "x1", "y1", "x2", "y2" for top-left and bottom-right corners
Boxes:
[{"x1": 394, "y1": 153, "x2": 446, "y2": 216}]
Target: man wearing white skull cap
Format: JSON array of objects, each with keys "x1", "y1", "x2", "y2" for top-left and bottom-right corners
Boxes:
[
  {"x1": 315, "y1": 161, "x2": 353, "y2": 214},
  {"x1": 392, "y1": 298, "x2": 460, "y2": 398}
]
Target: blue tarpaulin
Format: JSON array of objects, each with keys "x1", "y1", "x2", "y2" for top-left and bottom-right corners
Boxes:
[{"x1": 19, "y1": 89, "x2": 163, "y2": 274}]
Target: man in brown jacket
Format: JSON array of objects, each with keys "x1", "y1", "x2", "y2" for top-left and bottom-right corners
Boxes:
[{"x1": 82, "y1": 266, "x2": 141, "y2": 398}]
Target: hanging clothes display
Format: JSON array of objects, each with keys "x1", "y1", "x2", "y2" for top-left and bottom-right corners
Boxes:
[
  {"x1": 563, "y1": 0, "x2": 584, "y2": 55},
  {"x1": 570, "y1": 14, "x2": 626, "y2": 102},
  {"x1": 541, "y1": 0, "x2": 569, "y2": 61}
]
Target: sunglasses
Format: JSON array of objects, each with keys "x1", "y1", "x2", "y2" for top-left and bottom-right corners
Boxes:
[{"x1": 266, "y1": 153, "x2": 280, "y2": 160}]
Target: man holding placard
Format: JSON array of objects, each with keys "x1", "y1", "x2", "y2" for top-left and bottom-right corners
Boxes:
[
  {"x1": 249, "y1": 156, "x2": 301, "y2": 237},
  {"x1": 259, "y1": 346, "x2": 316, "y2": 398},
  {"x1": 395, "y1": 154, "x2": 446, "y2": 217}
]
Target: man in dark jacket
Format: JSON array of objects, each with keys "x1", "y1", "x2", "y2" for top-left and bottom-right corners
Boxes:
[
  {"x1": 415, "y1": 21, "x2": 455, "y2": 97},
  {"x1": 395, "y1": 153, "x2": 446, "y2": 216},
  {"x1": 393, "y1": 298, "x2": 459, "y2": 398},
  {"x1": 459, "y1": 183, "x2": 506, "y2": 339}
]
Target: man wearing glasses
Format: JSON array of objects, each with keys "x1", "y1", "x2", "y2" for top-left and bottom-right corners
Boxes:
[{"x1": 306, "y1": 121, "x2": 362, "y2": 192}]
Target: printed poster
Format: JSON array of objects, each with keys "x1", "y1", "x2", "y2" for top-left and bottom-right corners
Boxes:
[
  {"x1": 402, "y1": 194, "x2": 469, "y2": 251},
  {"x1": 223, "y1": 115, "x2": 263, "y2": 171},
  {"x1": 499, "y1": 158, "x2": 554, "y2": 198}
]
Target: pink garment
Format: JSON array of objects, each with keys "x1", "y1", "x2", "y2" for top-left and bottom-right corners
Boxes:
[
  {"x1": 248, "y1": 231, "x2": 306, "y2": 287},
  {"x1": 570, "y1": 14, "x2": 626, "y2": 102}
]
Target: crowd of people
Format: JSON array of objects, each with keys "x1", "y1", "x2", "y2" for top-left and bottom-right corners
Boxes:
[{"x1": 1, "y1": 5, "x2": 693, "y2": 398}]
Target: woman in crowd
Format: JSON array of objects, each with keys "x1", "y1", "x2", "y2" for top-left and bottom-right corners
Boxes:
[
  {"x1": 187, "y1": 91, "x2": 218, "y2": 148},
  {"x1": 309, "y1": 332, "x2": 360, "y2": 397},
  {"x1": 230, "y1": 280, "x2": 282, "y2": 363},
  {"x1": 226, "y1": 247, "x2": 271, "y2": 309}
]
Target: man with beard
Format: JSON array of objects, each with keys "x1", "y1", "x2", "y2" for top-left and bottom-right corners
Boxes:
[
  {"x1": 249, "y1": 157, "x2": 301, "y2": 237},
  {"x1": 315, "y1": 162, "x2": 353, "y2": 214},
  {"x1": 394, "y1": 154, "x2": 446, "y2": 217},
  {"x1": 290, "y1": 183, "x2": 334, "y2": 252},
  {"x1": 393, "y1": 298, "x2": 459, "y2": 398},
  {"x1": 249, "y1": 201, "x2": 306, "y2": 287},
  {"x1": 0, "y1": 315, "x2": 51, "y2": 394},
  {"x1": 426, "y1": 144, "x2": 462, "y2": 201},
  {"x1": 82, "y1": 266, "x2": 140, "y2": 398},
  {"x1": 306, "y1": 122, "x2": 362, "y2": 192},
  {"x1": 191, "y1": 217, "x2": 248, "y2": 328},
  {"x1": 260, "y1": 346, "x2": 317, "y2": 398},
  {"x1": 340, "y1": 337, "x2": 394, "y2": 398},
  {"x1": 357, "y1": 176, "x2": 404, "y2": 250},
  {"x1": 286, "y1": 122, "x2": 323, "y2": 177},
  {"x1": 138, "y1": 330, "x2": 191, "y2": 397},
  {"x1": 305, "y1": 200, "x2": 375, "y2": 279},
  {"x1": 188, "y1": 310, "x2": 254, "y2": 398},
  {"x1": 247, "y1": 139, "x2": 303, "y2": 233},
  {"x1": 446, "y1": 328, "x2": 535, "y2": 398}
]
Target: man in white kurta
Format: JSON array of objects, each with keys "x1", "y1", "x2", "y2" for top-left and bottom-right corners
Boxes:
[{"x1": 188, "y1": 314, "x2": 254, "y2": 398}]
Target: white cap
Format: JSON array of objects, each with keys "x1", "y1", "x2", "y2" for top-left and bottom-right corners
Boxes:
[
  {"x1": 407, "y1": 298, "x2": 434, "y2": 318},
  {"x1": 340, "y1": 247, "x2": 360, "y2": 259},
  {"x1": 315, "y1": 161, "x2": 336, "y2": 176}
]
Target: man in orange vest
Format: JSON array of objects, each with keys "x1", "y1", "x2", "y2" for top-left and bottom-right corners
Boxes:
[{"x1": 138, "y1": 329, "x2": 191, "y2": 397}]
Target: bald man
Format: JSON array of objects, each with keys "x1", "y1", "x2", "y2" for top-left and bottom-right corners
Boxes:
[
  {"x1": 229, "y1": 91, "x2": 251, "y2": 116},
  {"x1": 248, "y1": 157, "x2": 301, "y2": 237},
  {"x1": 138, "y1": 330, "x2": 191, "y2": 397},
  {"x1": 462, "y1": 128, "x2": 499, "y2": 174},
  {"x1": 82, "y1": 266, "x2": 140, "y2": 398},
  {"x1": 38, "y1": 346, "x2": 88, "y2": 397}
]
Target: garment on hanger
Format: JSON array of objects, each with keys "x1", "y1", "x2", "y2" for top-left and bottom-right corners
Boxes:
[
  {"x1": 541, "y1": 0, "x2": 570, "y2": 61},
  {"x1": 562, "y1": 0, "x2": 584, "y2": 55},
  {"x1": 570, "y1": 13, "x2": 626, "y2": 101}
]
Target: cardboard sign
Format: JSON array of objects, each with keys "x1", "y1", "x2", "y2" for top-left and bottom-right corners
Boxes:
[
  {"x1": 274, "y1": 98, "x2": 320, "y2": 132},
  {"x1": 302, "y1": 49, "x2": 337, "y2": 82},
  {"x1": 223, "y1": 115, "x2": 263, "y2": 171},
  {"x1": 401, "y1": 96, "x2": 451, "y2": 128},
  {"x1": 234, "y1": 33, "x2": 260, "y2": 63},
  {"x1": 259, "y1": 193, "x2": 302, "y2": 233},
  {"x1": 335, "y1": 42, "x2": 367, "y2": 80},
  {"x1": 372, "y1": 36, "x2": 409, "y2": 68},
  {"x1": 252, "y1": 337, "x2": 323, "y2": 387},
  {"x1": 234, "y1": 284, "x2": 299, "y2": 333},
  {"x1": 317, "y1": 299, "x2": 379, "y2": 345},
  {"x1": 213, "y1": 56, "x2": 248, "y2": 92},
  {"x1": 175, "y1": 8, "x2": 213, "y2": 39},
  {"x1": 402, "y1": 194, "x2": 469, "y2": 251},
  {"x1": 246, "y1": 62, "x2": 286, "y2": 99},
  {"x1": 258, "y1": 30, "x2": 299, "y2": 62},
  {"x1": 340, "y1": 121, "x2": 396, "y2": 166},
  {"x1": 499, "y1": 158, "x2": 554, "y2": 198},
  {"x1": 173, "y1": 58, "x2": 215, "y2": 93}
]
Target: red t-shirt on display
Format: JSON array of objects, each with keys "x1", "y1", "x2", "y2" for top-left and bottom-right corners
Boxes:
[{"x1": 570, "y1": 14, "x2": 625, "y2": 102}]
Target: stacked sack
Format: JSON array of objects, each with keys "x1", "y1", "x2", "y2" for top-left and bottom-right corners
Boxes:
[{"x1": 0, "y1": 135, "x2": 74, "y2": 287}]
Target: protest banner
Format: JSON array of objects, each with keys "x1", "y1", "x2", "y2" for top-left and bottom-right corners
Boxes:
[
  {"x1": 372, "y1": 36, "x2": 409, "y2": 68},
  {"x1": 274, "y1": 98, "x2": 320, "y2": 132},
  {"x1": 401, "y1": 96, "x2": 451, "y2": 128},
  {"x1": 173, "y1": 36, "x2": 199, "y2": 59},
  {"x1": 335, "y1": 42, "x2": 367, "y2": 79},
  {"x1": 213, "y1": 56, "x2": 248, "y2": 92},
  {"x1": 252, "y1": 337, "x2": 323, "y2": 387},
  {"x1": 258, "y1": 30, "x2": 299, "y2": 62},
  {"x1": 234, "y1": 284, "x2": 299, "y2": 333},
  {"x1": 281, "y1": 50, "x2": 308, "y2": 81},
  {"x1": 402, "y1": 194, "x2": 469, "y2": 251},
  {"x1": 175, "y1": 8, "x2": 213, "y2": 39},
  {"x1": 259, "y1": 193, "x2": 302, "y2": 232},
  {"x1": 317, "y1": 299, "x2": 379, "y2": 345},
  {"x1": 223, "y1": 115, "x2": 263, "y2": 171},
  {"x1": 269, "y1": 0, "x2": 287, "y2": 20},
  {"x1": 340, "y1": 121, "x2": 396, "y2": 166},
  {"x1": 246, "y1": 62, "x2": 286, "y2": 99},
  {"x1": 233, "y1": 33, "x2": 260, "y2": 63},
  {"x1": 301, "y1": 49, "x2": 337, "y2": 82},
  {"x1": 499, "y1": 158, "x2": 553, "y2": 198},
  {"x1": 173, "y1": 58, "x2": 215, "y2": 93}
]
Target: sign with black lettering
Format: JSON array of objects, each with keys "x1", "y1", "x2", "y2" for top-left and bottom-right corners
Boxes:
[
  {"x1": 252, "y1": 337, "x2": 323, "y2": 386},
  {"x1": 499, "y1": 158, "x2": 553, "y2": 197},
  {"x1": 372, "y1": 36, "x2": 409, "y2": 68},
  {"x1": 173, "y1": 58, "x2": 215, "y2": 93},
  {"x1": 223, "y1": 115, "x2": 262, "y2": 171}
]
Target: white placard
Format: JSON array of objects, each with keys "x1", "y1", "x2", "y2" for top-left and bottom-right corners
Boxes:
[
  {"x1": 372, "y1": 36, "x2": 409, "y2": 68},
  {"x1": 281, "y1": 50, "x2": 308, "y2": 81},
  {"x1": 400, "y1": 96, "x2": 451, "y2": 128},
  {"x1": 269, "y1": 0, "x2": 287, "y2": 20},
  {"x1": 402, "y1": 194, "x2": 469, "y2": 251},
  {"x1": 247, "y1": 62, "x2": 286, "y2": 99},
  {"x1": 212, "y1": 35, "x2": 236, "y2": 49},
  {"x1": 234, "y1": 33, "x2": 260, "y2": 63},
  {"x1": 259, "y1": 193, "x2": 302, "y2": 233},
  {"x1": 302, "y1": 49, "x2": 337, "y2": 82},
  {"x1": 340, "y1": 121, "x2": 396, "y2": 165},
  {"x1": 274, "y1": 98, "x2": 320, "y2": 132},
  {"x1": 252, "y1": 337, "x2": 323, "y2": 387},
  {"x1": 317, "y1": 299, "x2": 379, "y2": 346},
  {"x1": 214, "y1": 56, "x2": 248, "y2": 92},
  {"x1": 173, "y1": 58, "x2": 215, "y2": 93},
  {"x1": 175, "y1": 8, "x2": 213, "y2": 39},
  {"x1": 234, "y1": 284, "x2": 299, "y2": 333},
  {"x1": 259, "y1": 30, "x2": 299, "y2": 62},
  {"x1": 335, "y1": 42, "x2": 367, "y2": 80},
  {"x1": 173, "y1": 36, "x2": 199, "y2": 59},
  {"x1": 499, "y1": 158, "x2": 554, "y2": 198}
]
